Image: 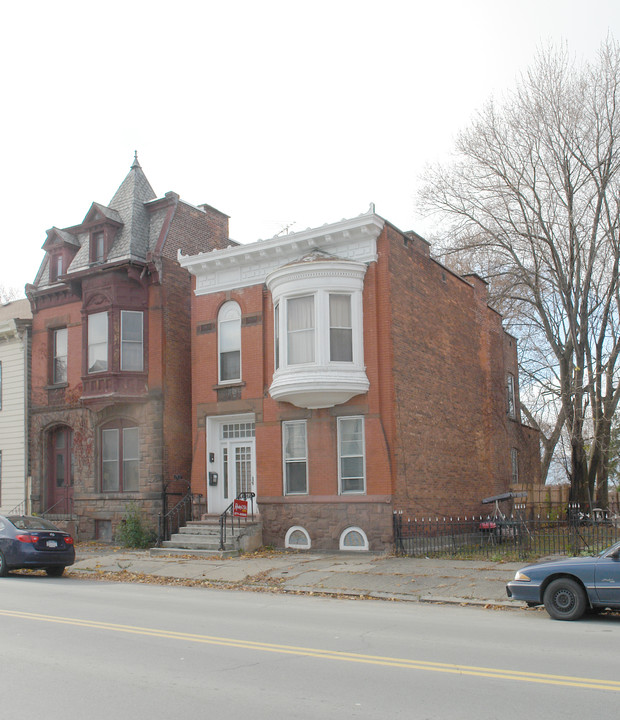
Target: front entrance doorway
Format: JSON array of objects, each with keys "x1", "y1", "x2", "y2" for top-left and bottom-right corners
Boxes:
[
  {"x1": 47, "y1": 426, "x2": 74, "y2": 514},
  {"x1": 206, "y1": 415, "x2": 256, "y2": 515}
]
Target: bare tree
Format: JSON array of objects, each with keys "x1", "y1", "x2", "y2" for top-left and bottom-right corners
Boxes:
[
  {"x1": 420, "y1": 39, "x2": 620, "y2": 506},
  {"x1": 0, "y1": 285, "x2": 21, "y2": 304}
]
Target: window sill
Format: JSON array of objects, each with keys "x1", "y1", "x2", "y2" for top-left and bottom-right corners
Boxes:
[
  {"x1": 213, "y1": 381, "x2": 246, "y2": 391},
  {"x1": 45, "y1": 383, "x2": 68, "y2": 391}
]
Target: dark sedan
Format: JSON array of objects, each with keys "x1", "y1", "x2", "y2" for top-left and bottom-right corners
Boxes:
[
  {"x1": 0, "y1": 515, "x2": 75, "y2": 577},
  {"x1": 507, "y1": 540, "x2": 620, "y2": 620}
]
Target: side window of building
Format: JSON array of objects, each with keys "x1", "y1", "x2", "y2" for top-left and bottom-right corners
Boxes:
[
  {"x1": 88, "y1": 311, "x2": 108, "y2": 373},
  {"x1": 0, "y1": 360, "x2": 2, "y2": 410},
  {"x1": 101, "y1": 421, "x2": 139, "y2": 492},
  {"x1": 53, "y1": 328, "x2": 68, "y2": 384},
  {"x1": 283, "y1": 420, "x2": 308, "y2": 494},
  {"x1": 218, "y1": 301, "x2": 241, "y2": 383},
  {"x1": 338, "y1": 416, "x2": 366, "y2": 493},
  {"x1": 506, "y1": 374, "x2": 516, "y2": 419},
  {"x1": 121, "y1": 311, "x2": 144, "y2": 371},
  {"x1": 511, "y1": 448, "x2": 519, "y2": 484}
]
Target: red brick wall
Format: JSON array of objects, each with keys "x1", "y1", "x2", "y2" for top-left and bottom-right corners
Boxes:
[
  {"x1": 187, "y1": 222, "x2": 540, "y2": 548},
  {"x1": 386, "y1": 224, "x2": 540, "y2": 518},
  {"x1": 162, "y1": 201, "x2": 229, "y2": 261}
]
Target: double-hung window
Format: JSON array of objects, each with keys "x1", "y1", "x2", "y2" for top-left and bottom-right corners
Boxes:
[
  {"x1": 102, "y1": 423, "x2": 139, "y2": 492},
  {"x1": 283, "y1": 421, "x2": 308, "y2": 494},
  {"x1": 338, "y1": 416, "x2": 365, "y2": 493},
  {"x1": 287, "y1": 296, "x2": 315, "y2": 365},
  {"x1": 329, "y1": 294, "x2": 353, "y2": 362},
  {"x1": 218, "y1": 301, "x2": 241, "y2": 382},
  {"x1": 53, "y1": 328, "x2": 68, "y2": 384},
  {"x1": 88, "y1": 312, "x2": 108, "y2": 373},
  {"x1": 121, "y1": 311, "x2": 144, "y2": 371}
]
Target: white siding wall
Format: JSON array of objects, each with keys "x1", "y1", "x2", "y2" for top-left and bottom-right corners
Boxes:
[{"x1": 0, "y1": 325, "x2": 28, "y2": 513}]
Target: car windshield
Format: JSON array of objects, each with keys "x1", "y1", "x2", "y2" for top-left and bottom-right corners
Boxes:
[{"x1": 7, "y1": 516, "x2": 61, "y2": 531}]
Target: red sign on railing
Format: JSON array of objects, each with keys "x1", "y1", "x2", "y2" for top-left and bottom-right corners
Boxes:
[{"x1": 233, "y1": 499, "x2": 248, "y2": 517}]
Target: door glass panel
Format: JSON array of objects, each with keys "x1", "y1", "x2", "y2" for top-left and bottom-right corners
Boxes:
[
  {"x1": 236, "y1": 446, "x2": 252, "y2": 495},
  {"x1": 223, "y1": 448, "x2": 229, "y2": 500}
]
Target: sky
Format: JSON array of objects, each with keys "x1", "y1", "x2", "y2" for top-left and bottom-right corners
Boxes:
[{"x1": 1, "y1": 0, "x2": 619, "y2": 295}]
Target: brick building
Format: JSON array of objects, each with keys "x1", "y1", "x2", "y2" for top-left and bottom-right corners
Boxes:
[
  {"x1": 26, "y1": 156, "x2": 230, "y2": 539},
  {"x1": 180, "y1": 210, "x2": 540, "y2": 551}
]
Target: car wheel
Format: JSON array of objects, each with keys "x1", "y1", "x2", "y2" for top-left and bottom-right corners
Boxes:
[
  {"x1": 45, "y1": 566, "x2": 65, "y2": 578},
  {"x1": 543, "y1": 578, "x2": 587, "y2": 621},
  {"x1": 0, "y1": 551, "x2": 7, "y2": 577}
]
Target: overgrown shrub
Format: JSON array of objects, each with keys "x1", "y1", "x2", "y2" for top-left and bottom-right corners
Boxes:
[{"x1": 115, "y1": 502, "x2": 157, "y2": 549}]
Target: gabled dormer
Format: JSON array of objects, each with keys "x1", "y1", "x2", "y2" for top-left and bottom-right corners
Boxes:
[
  {"x1": 42, "y1": 228, "x2": 80, "y2": 283},
  {"x1": 80, "y1": 202, "x2": 123, "y2": 265}
]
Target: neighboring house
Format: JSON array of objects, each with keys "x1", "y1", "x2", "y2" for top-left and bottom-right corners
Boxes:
[
  {"x1": 0, "y1": 298, "x2": 32, "y2": 515},
  {"x1": 180, "y1": 211, "x2": 541, "y2": 551},
  {"x1": 26, "y1": 156, "x2": 230, "y2": 540}
]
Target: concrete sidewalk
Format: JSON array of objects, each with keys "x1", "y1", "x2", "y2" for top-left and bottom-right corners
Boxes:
[{"x1": 68, "y1": 546, "x2": 525, "y2": 608}]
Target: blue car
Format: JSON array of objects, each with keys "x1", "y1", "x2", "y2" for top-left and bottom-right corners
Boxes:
[
  {"x1": 506, "y1": 540, "x2": 620, "y2": 620},
  {"x1": 0, "y1": 515, "x2": 75, "y2": 577}
]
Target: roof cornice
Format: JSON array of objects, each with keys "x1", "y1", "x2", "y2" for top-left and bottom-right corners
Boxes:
[{"x1": 179, "y1": 211, "x2": 384, "y2": 295}]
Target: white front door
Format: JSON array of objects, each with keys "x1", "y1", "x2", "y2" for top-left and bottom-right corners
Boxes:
[{"x1": 207, "y1": 415, "x2": 256, "y2": 515}]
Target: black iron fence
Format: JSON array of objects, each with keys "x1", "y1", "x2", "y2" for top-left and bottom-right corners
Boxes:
[{"x1": 393, "y1": 506, "x2": 620, "y2": 560}]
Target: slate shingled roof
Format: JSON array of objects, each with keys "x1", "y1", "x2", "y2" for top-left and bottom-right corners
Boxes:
[
  {"x1": 66, "y1": 157, "x2": 156, "y2": 275},
  {"x1": 32, "y1": 157, "x2": 162, "y2": 287}
]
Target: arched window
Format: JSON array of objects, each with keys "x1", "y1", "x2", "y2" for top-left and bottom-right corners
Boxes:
[
  {"x1": 218, "y1": 301, "x2": 241, "y2": 383},
  {"x1": 285, "y1": 526, "x2": 311, "y2": 549},
  {"x1": 339, "y1": 526, "x2": 369, "y2": 551}
]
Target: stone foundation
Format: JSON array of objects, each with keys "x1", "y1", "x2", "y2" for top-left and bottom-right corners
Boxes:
[{"x1": 258, "y1": 498, "x2": 394, "y2": 551}]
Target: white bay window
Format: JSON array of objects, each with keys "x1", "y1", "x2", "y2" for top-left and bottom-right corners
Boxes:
[{"x1": 267, "y1": 257, "x2": 369, "y2": 409}]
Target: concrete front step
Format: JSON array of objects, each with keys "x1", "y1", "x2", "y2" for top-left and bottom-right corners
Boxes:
[
  {"x1": 150, "y1": 547, "x2": 239, "y2": 559},
  {"x1": 152, "y1": 519, "x2": 264, "y2": 557}
]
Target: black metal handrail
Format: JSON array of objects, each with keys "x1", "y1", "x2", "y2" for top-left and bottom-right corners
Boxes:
[
  {"x1": 157, "y1": 486, "x2": 194, "y2": 545},
  {"x1": 219, "y1": 492, "x2": 256, "y2": 550},
  {"x1": 40, "y1": 497, "x2": 74, "y2": 517},
  {"x1": 6, "y1": 500, "x2": 27, "y2": 516}
]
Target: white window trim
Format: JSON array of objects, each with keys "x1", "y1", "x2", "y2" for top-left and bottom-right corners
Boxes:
[
  {"x1": 282, "y1": 420, "x2": 308, "y2": 495},
  {"x1": 276, "y1": 289, "x2": 363, "y2": 370},
  {"x1": 218, "y1": 301, "x2": 242, "y2": 385},
  {"x1": 338, "y1": 416, "x2": 366, "y2": 495},
  {"x1": 285, "y1": 525, "x2": 311, "y2": 549},
  {"x1": 339, "y1": 526, "x2": 369, "y2": 551},
  {"x1": 267, "y1": 259, "x2": 369, "y2": 409}
]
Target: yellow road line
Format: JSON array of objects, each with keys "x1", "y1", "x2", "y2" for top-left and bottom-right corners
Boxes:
[{"x1": 2, "y1": 608, "x2": 618, "y2": 692}]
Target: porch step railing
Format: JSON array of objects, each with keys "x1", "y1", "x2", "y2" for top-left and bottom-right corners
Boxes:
[
  {"x1": 219, "y1": 492, "x2": 256, "y2": 550},
  {"x1": 157, "y1": 486, "x2": 195, "y2": 545},
  {"x1": 40, "y1": 497, "x2": 74, "y2": 517}
]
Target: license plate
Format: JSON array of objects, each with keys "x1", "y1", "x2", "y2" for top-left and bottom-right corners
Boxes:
[{"x1": 46, "y1": 540, "x2": 58, "y2": 548}]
